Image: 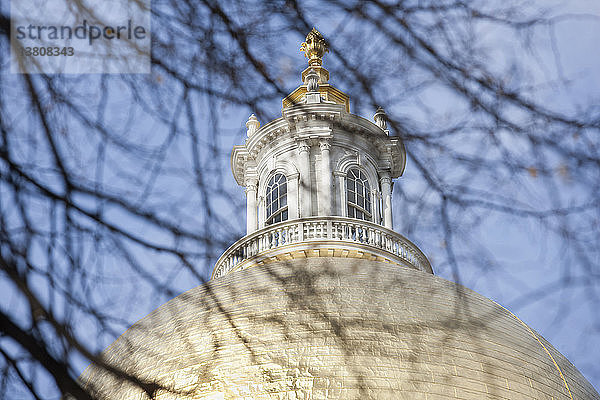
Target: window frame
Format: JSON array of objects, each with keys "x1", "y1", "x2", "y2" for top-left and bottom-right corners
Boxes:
[
  {"x1": 265, "y1": 173, "x2": 288, "y2": 225},
  {"x1": 346, "y1": 168, "x2": 372, "y2": 222}
]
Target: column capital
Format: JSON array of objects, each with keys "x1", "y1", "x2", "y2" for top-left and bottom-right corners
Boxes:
[
  {"x1": 297, "y1": 140, "x2": 311, "y2": 154},
  {"x1": 380, "y1": 176, "x2": 392, "y2": 185},
  {"x1": 319, "y1": 139, "x2": 331, "y2": 151},
  {"x1": 245, "y1": 177, "x2": 258, "y2": 186},
  {"x1": 245, "y1": 184, "x2": 257, "y2": 194}
]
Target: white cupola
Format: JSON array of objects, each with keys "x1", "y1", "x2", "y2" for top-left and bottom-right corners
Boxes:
[
  {"x1": 232, "y1": 28, "x2": 405, "y2": 233},
  {"x1": 216, "y1": 28, "x2": 428, "y2": 279}
]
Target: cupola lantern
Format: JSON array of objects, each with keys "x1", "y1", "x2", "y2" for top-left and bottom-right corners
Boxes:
[{"x1": 221, "y1": 29, "x2": 429, "y2": 279}]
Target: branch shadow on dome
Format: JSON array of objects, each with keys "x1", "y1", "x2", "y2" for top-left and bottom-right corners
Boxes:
[{"x1": 79, "y1": 257, "x2": 595, "y2": 399}]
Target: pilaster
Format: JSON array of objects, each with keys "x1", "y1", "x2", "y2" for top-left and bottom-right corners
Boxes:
[
  {"x1": 297, "y1": 140, "x2": 312, "y2": 217},
  {"x1": 245, "y1": 178, "x2": 258, "y2": 234},
  {"x1": 380, "y1": 173, "x2": 393, "y2": 229},
  {"x1": 334, "y1": 171, "x2": 347, "y2": 217},
  {"x1": 318, "y1": 140, "x2": 332, "y2": 215}
]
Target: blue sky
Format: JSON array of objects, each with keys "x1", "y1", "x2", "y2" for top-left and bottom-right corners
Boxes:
[{"x1": 1, "y1": 0, "x2": 599, "y2": 397}]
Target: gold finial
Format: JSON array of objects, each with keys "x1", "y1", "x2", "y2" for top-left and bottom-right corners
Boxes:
[{"x1": 301, "y1": 28, "x2": 328, "y2": 67}]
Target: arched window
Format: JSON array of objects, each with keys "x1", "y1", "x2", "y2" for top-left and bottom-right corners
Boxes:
[
  {"x1": 266, "y1": 173, "x2": 288, "y2": 225},
  {"x1": 346, "y1": 168, "x2": 371, "y2": 221}
]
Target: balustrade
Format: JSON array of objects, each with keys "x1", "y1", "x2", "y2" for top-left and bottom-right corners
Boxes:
[{"x1": 212, "y1": 216, "x2": 431, "y2": 279}]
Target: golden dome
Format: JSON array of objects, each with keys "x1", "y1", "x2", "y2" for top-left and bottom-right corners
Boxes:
[{"x1": 81, "y1": 258, "x2": 599, "y2": 399}]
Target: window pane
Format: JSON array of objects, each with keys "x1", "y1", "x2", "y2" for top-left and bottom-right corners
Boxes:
[
  {"x1": 347, "y1": 179, "x2": 355, "y2": 191},
  {"x1": 266, "y1": 173, "x2": 288, "y2": 225},
  {"x1": 347, "y1": 168, "x2": 374, "y2": 221}
]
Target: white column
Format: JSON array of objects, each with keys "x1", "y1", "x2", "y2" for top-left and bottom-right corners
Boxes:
[
  {"x1": 318, "y1": 140, "x2": 332, "y2": 216},
  {"x1": 334, "y1": 171, "x2": 346, "y2": 217},
  {"x1": 258, "y1": 195, "x2": 266, "y2": 229},
  {"x1": 380, "y1": 173, "x2": 393, "y2": 229},
  {"x1": 371, "y1": 189, "x2": 380, "y2": 225},
  {"x1": 245, "y1": 179, "x2": 258, "y2": 234},
  {"x1": 288, "y1": 173, "x2": 300, "y2": 219},
  {"x1": 297, "y1": 141, "x2": 312, "y2": 218}
]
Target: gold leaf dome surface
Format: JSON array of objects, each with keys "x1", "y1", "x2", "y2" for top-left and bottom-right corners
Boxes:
[{"x1": 81, "y1": 258, "x2": 599, "y2": 399}]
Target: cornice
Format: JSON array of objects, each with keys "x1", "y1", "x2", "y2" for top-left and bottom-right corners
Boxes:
[{"x1": 232, "y1": 103, "x2": 406, "y2": 186}]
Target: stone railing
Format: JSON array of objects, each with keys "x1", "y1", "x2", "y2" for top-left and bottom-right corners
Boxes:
[{"x1": 212, "y1": 217, "x2": 432, "y2": 279}]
